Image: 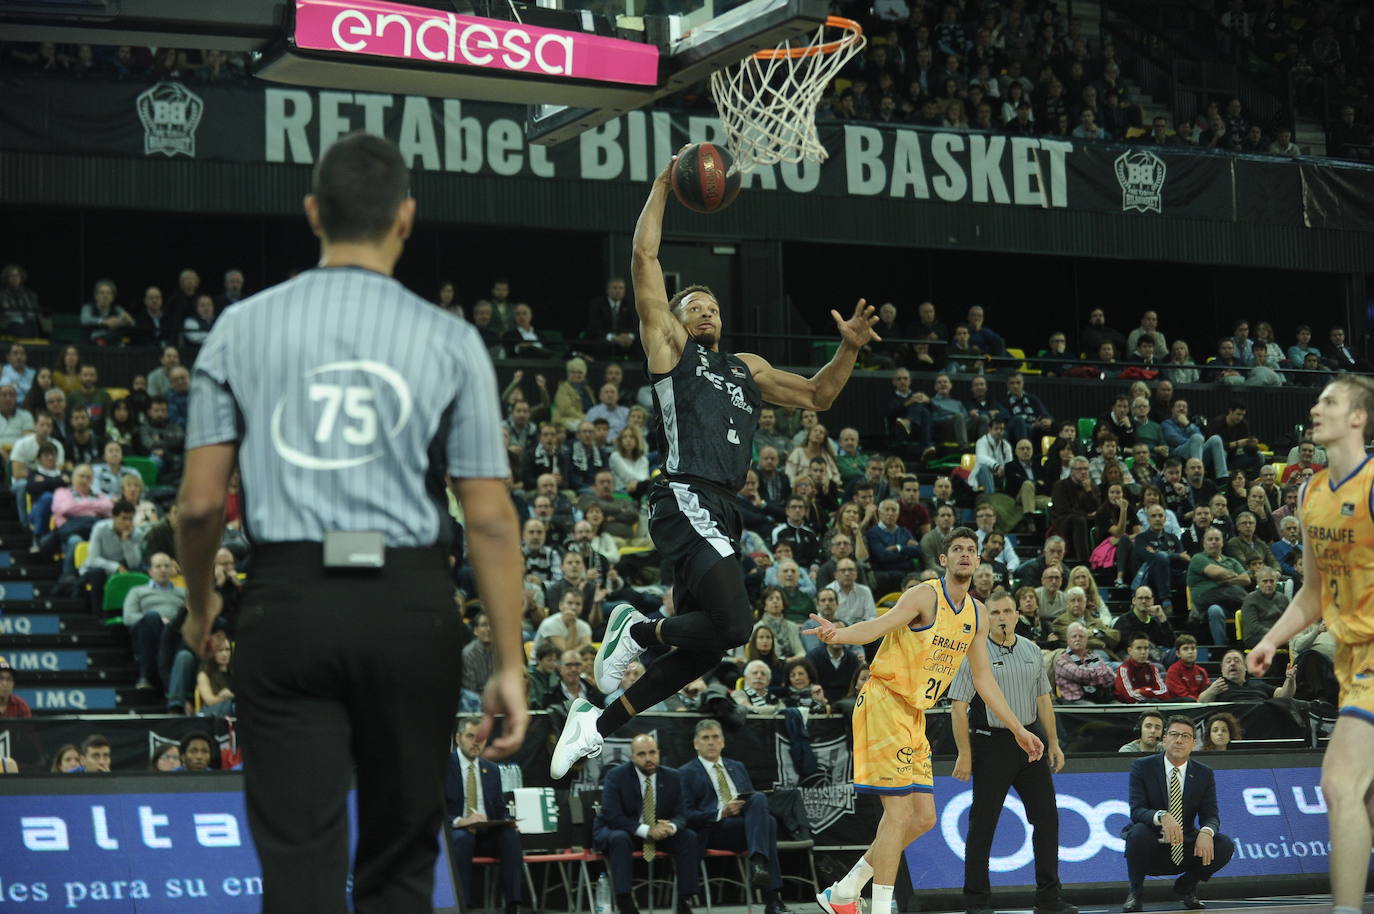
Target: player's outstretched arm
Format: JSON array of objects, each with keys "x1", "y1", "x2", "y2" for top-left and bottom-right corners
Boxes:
[
  {"x1": 1250, "y1": 507, "x2": 1321, "y2": 675},
  {"x1": 737, "y1": 299, "x2": 880, "y2": 411},
  {"x1": 632, "y1": 160, "x2": 687, "y2": 374},
  {"x1": 802, "y1": 583, "x2": 931, "y2": 645},
  {"x1": 967, "y1": 602, "x2": 1043, "y2": 761}
]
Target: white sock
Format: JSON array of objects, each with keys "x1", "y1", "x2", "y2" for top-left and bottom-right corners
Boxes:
[
  {"x1": 1332, "y1": 907, "x2": 1362, "y2": 914},
  {"x1": 833, "y1": 856, "x2": 873, "y2": 901},
  {"x1": 871, "y1": 883, "x2": 895, "y2": 914}
]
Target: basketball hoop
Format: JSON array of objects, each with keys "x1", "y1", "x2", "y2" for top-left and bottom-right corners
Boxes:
[{"x1": 708, "y1": 15, "x2": 865, "y2": 173}]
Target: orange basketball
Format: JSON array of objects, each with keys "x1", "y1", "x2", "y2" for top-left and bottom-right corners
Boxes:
[{"x1": 670, "y1": 142, "x2": 742, "y2": 214}]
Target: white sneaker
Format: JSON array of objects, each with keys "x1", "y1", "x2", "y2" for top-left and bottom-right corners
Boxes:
[
  {"x1": 594, "y1": 604, "x2": 648, "y2": 694},
  {"x1": 550, "y1": 697, "x2": 604, "y2": 780}
]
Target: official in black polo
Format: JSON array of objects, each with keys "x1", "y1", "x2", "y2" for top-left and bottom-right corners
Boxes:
[
  {"x1": 950, "y1": 588, "x2": 1075, "y2": 914},
  {"x1": 1121, "y1": 715, "x2": 1234, "y2": 912},
  {"x1": 176, "y1": 132, "x2": 528, "y2": 914}
]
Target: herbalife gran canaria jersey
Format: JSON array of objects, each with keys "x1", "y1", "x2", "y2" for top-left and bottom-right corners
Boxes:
[
  {"x1": 1301, "y1": 454, "x2": 1374, "y2": 644},
  {"x1": 868, "y1": 577, "x2": 979, "y2": 708}
]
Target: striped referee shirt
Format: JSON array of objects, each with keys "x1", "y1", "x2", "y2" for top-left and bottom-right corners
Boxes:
[
  {"x1": 186, "y1": 267, "x2": 508, "y2": 547},
  {"x1": 948, "y1": 633, "x2": 1048, "y2": 729}
]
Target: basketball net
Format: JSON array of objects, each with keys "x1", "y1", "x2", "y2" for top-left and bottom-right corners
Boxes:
[{"x1": 708, "y1": 16, "x2": 865, "y2": 173}]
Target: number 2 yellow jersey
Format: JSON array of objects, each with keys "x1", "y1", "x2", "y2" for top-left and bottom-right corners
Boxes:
[
  {"x1": 868, "y1": 578, "x2": 979, "y2": 709},
  {"x1": 1301, "y1": 455, "x2": 1374, "y2": 644}
]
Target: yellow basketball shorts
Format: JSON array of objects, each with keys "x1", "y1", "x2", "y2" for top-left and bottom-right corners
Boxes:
[
  {"x1": 851, "y1": 682, "x2": 933, "y2": 795},
  {"x1": 1335, "y1": 639, "x2": 1374, "y2": 726}
]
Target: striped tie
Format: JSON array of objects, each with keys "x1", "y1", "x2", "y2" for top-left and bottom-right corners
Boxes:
[
  {"x1": 465, "y1": 762, "x2": 478, "y2": 817},
  {"x1": 1168, "y1": 766, "x2": 1184, "y2": 865},
  {"x1": 642, "y1": 777, "x2": 656, "y2": 861}
]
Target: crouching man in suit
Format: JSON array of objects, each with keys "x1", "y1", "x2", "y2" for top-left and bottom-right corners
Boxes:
[
  {"x1": 1122, "y1": 714, "x2": 1234, "y2": 912},
  {"x1": 445, "y1": 716, "x2": 525, "y2": 914},
  {"x1": 680, "y1": 719, "x2": 792, "y2": 914},
  {"x1": 594, "y1": 733, "x2": 702, "y2": 914}
]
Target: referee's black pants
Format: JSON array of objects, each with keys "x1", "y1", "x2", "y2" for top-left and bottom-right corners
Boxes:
[
  {"x1": 233, "y1": 544, "x2": 463, "y2": 914},
  {"x1": 962, "y1": 725, "x2": 1062, "y2": 909}
]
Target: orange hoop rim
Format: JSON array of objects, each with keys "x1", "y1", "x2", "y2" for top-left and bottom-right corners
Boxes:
[{"x1": 752, "y1": 15, "x2": 863, "y2": 60}]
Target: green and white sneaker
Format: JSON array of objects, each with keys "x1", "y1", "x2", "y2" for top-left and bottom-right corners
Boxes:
[
  {"x1": 594, "y1": 603, "x2": 648, "y2": 694},
  {"x1": 550, "y1": 698, "x2": 604, "y2": 779}
]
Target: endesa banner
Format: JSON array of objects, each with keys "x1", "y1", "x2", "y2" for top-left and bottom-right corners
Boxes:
[
  {"x1": 0, "y1": 775, "x2": 458, "y2": 912},
  {"x1": 907, "y1": 765, "x2": 1334, "y2": 890}
]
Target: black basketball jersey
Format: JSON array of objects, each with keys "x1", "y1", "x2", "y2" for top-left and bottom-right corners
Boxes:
[{"x1": 650, "y1": 341, "x2": 762, "y2": 490}]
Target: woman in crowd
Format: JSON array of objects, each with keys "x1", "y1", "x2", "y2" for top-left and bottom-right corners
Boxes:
[
  {"x1": 50, "y1": 744, "x2": 82, "y2": 772},
  {"x1": 754, "y1": 586, "x2": 805, "y2": 660},
  {"x1": 776, "y1": 658, "x2": 830, "y2": 714},
  {"x1": 118, "y1": 472, "x2": 159, "y2": 530},
  {"x1": 1093, "y1": 481, "x2": 1133, "y2": 585},
  {"x1": 609, "y1": 426, "x2": 650, "y2": 499},
  {"x1": 1068, "y1": 564, "x2": 1115, "y2": 630},
  {"x1": 150, "y1": 743, "x2": 183, "y2": 772},
  {"x1": 1163, "y1": 340, "x2": 1199, "y2": 385},
  {"x1": 743, "y1": 624, "x2": 787, "y2": 687},
  {"x1": 787, "y1": 422, "x2": 842, "y2": 486},
  {"x1": 53, "y1": 345, "x2": 83, "y2": 394},
  {"x1": 826, "y1": 502, "x2": 873, "y2": 564},
  {"x1": 21, "y1": 366, "x2": 53, "y2": 415},
  {"x1": 1137, "y1": 484, "x2": 1182, "y2": 537},
  {"x1": 1014, "y1": 585, "x2": 1051, "y2": 644},
  {"x1": 196, "y1": 640, "x2": 235, "y2": 718},
  {"x1": 103, "y1": 397, "x2": 138, "y2": 450},
  {"x1": 552, "y1": 357, "x2": 594, "y2": 431},
  {"x1": 878, "y1": 455, "x2": 908, "y2": 501},
  {"x1": 1202, "y1": 712, "x2": 1242, "y2": 751},
  {"x1": 579, "y1": 503, "x2": 620, "y2": 563},
  {"x1": 1225, "y1": 470, "x2": 1251, "y2": 517}
]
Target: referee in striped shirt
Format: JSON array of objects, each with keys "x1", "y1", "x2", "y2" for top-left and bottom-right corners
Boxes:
[
  {"x1": 949, "y1": 588, "x2": 1074, "y2": 914},
  {"x1": 176, "y1": 132, "x2": 528, "y2": 914}
]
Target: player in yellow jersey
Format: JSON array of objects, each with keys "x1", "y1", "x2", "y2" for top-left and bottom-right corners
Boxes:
[
  {"x1": 1249, "y1": 374, "x2": 1374, "y2": 914},
  {"x1": 803, "y1": 527, "x2": 1043, "y2": 914}
]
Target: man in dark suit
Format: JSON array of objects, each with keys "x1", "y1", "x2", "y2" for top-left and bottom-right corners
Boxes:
[
  {"x1": 593, "y1": 733, "x2": 702, "y2": 914},
  {"x1": 1321, "y1": 326, "x2": 1372, "y2": 372},
  {"x1": 444, "y1": 717, "x2": 525, "y2": 914},
  {"x1": 680, "y1": 720, "x2": 791, "y2": 914},
  {"x1": 585, "y1": 277, "x2": 637, "y2": 359},
  {"x1": 1121, "y1": 714, "x2": 1234, "y2": 911}
]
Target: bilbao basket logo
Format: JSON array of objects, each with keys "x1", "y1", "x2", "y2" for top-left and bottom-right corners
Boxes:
[
  {"x1": 772, "y1": 730, "x2": 853, "y2": 832},
  {"x1": 1113, "y1": 148, "x2": 1166, "y2": 214},
  {"x1": 137, "y1": 81, "x2": 204, "y2": 158}
]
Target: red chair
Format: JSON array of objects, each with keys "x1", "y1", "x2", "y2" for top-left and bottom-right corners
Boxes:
[
  {"x1": 578, "y1": 848, "x2": 680, "y2": 914},
  {"x1": 700, "y1": 848, "x2": 754, "y2": 914}
]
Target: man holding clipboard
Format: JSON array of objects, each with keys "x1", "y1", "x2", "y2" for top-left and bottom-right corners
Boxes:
[
  {"x1": 445, "y1": 716, "x2": 523, "y2": 913},
  {"x1": 680, "y1": 719, "x2": 791, "y2": 914}
]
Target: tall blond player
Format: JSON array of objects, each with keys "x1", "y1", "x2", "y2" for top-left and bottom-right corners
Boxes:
[{"x1": 1250, "y1": 375, "x2": 1374, "y2": 914}]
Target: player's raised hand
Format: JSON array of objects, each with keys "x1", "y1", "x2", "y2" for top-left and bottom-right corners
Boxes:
[
  {"x1": 1015, "y1": 727, "x2": 1044, "y2": 762},
  {"x1": 832, "y1": 298, "x2": 880, "y2": 348},
  {"x1": 802, "y1": 613, "x2": 840, "y2": 643},
  {"x1": 1247, "y1": 640, "x2": 1276, "y2": 677}
]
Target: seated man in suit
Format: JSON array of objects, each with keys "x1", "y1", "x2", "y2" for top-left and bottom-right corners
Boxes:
[
  {"x1": 680, "y1": 719, "x2": 791, "y2": 914},
  {"x1": 593, "y1": 733, "x2": 702, "y2": 914},
  {"x1": 1121, "y1": 714, "x2": 1234, "y2": 912},
  {"x1": 444, "y1": 717, "x2": 524, "y2": 914}
]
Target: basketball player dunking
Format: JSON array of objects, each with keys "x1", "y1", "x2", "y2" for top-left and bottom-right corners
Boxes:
[
  {"x1": 550, "y1": 155, "x2": 880, "y2": 778},
  {"x1": 803, "y1": 527, "x2": 1042, "y2": 914},
  {"x1": 1250, "y1": 375, "x2": 1374, "y2": 914}
]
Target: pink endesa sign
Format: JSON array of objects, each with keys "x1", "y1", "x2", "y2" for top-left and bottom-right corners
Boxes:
[{"x1": 294, "y1": 0, "x2": 659, "y2": 85}]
